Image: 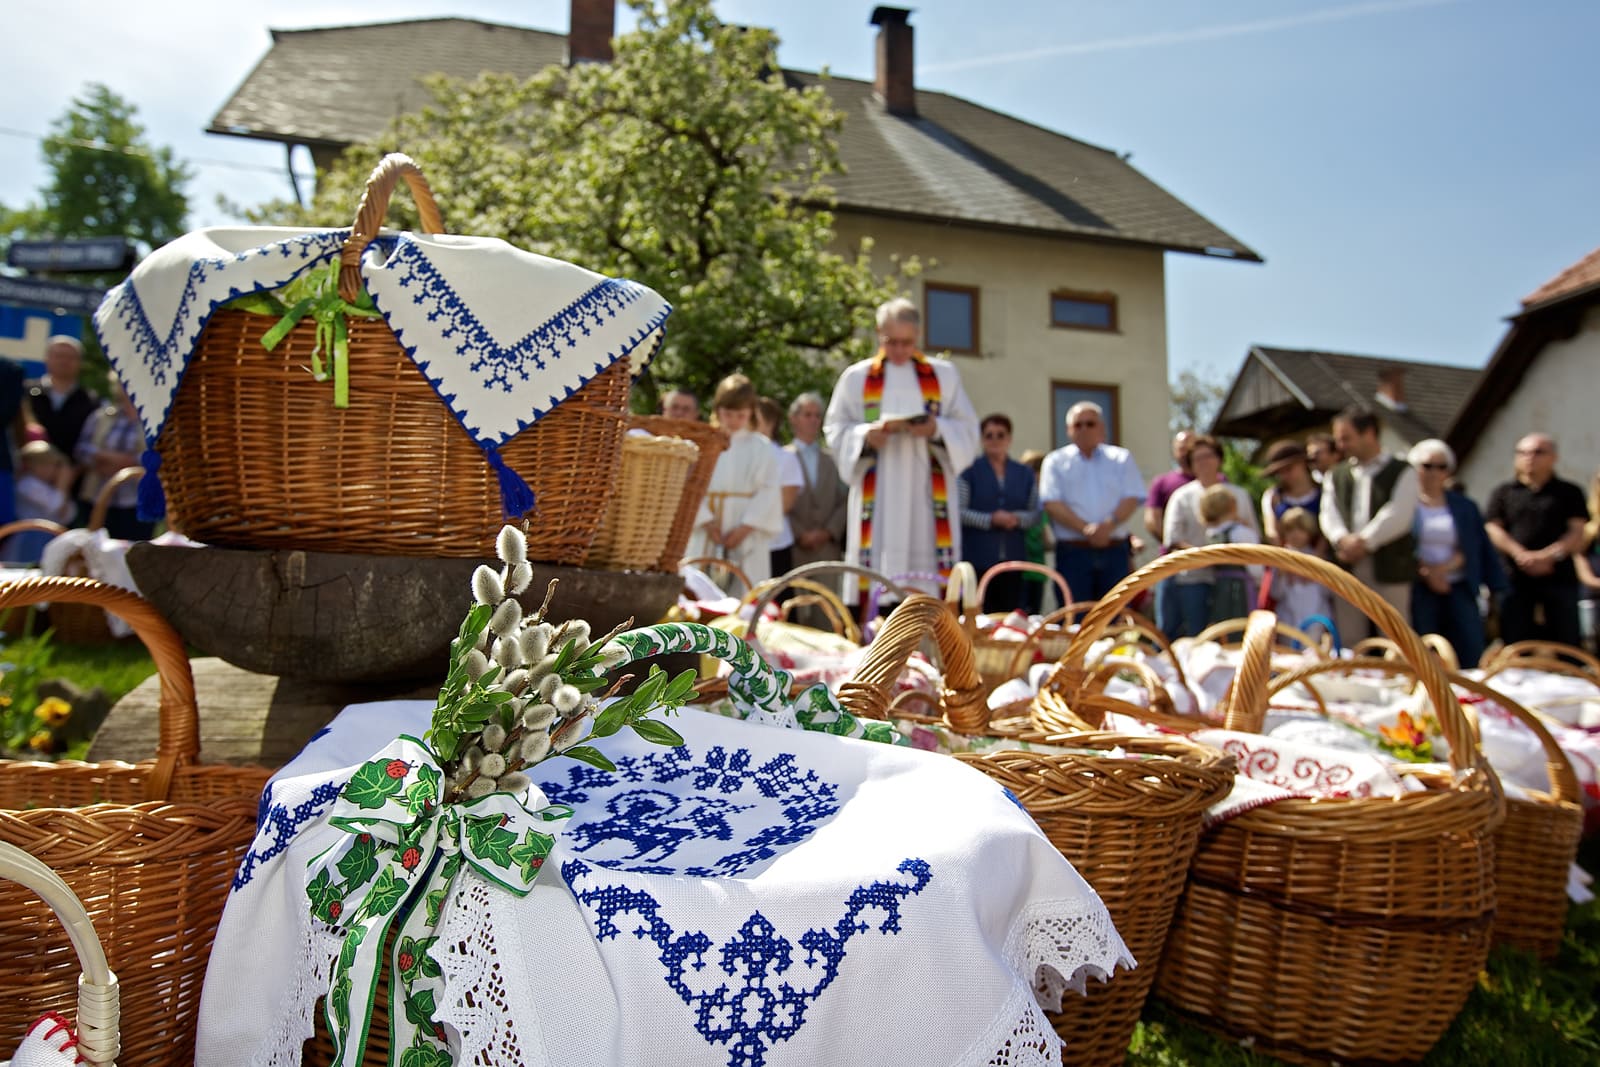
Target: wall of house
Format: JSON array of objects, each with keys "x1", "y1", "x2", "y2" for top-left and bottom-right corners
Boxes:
[
  {"x1": 830, "y1": 212, "x2": 1172, "y2": 487},
  {"x1": 1456, "y1": 305, "x2": 1600, "y2": 500}
]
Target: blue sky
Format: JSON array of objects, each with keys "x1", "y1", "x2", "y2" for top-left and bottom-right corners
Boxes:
[{"x1": 4, "y1": 0, "x2": 1597, "y2": 384}]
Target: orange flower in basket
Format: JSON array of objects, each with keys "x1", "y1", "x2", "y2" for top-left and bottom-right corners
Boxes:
[
  {"x1": 1378, "y1": 710, "x2": 1429, "y2": 752},
  {"x1": 27, "y1": 730, "x2": 55, "y2": 754}
]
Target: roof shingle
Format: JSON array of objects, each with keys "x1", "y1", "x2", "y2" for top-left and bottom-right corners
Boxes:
[
  {"x1": 208, "y1": 16, "x2": 1258, "y2": 260},
  {"x1": 1522, "y1": 245, "x2": 1600, "y2": 309},
  {"x1": 1248, "y1": 346, "x2": 1481, "y2": 440}
]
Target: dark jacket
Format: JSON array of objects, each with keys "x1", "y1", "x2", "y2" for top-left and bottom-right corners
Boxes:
[
  {"x1": 25, "y1": 381, "x2": 99, "y2": 459},
  {"x1": 960, "y1": 457, "x2": 1036, "y2": 574},
  {"x1": 1417, "y1": 490, "x2": 1507, "y2": 596}
]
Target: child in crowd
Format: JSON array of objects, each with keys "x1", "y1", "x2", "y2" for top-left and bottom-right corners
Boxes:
[
  {"x1": 1271, "y1": 506, "x2": 1335, "y2": 641},
  {"x1": 5, "y1": 441, "x2": 75, "y2": 563},
  {"x1": 1199, "y1": 483, "x2": 1262, "y2": 624},
  {"x1": 687, "y1": 374, "x2": 782, "y2": 588}
]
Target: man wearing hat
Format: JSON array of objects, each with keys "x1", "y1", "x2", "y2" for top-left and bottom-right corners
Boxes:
[{"x1": 1259, "y1": 440, "x2": 1322, "y2": 545}]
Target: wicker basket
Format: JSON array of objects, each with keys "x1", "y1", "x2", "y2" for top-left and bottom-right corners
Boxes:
[
  {"x1": 584, "y1": 432, "x2": 699, "y2": 571},
  {"x1": 0, "y1": 839, "x2": 119, "y2": 1064},
  {"x1": 0, "y1": 576, "x2": 272, "y2": 1067},
  {"x1": 836, "y1": 595, "x2": 1234, "y2": 1067},
  {"x1": 1270, "y1": 656, "x2": 1584, "y2": 961},
  {"x1": 623, "y1": 415, "x2": 730, "y2": 571},
  {"x1": 159, "y1": 154, "x2": 632, "y2": 562},
  {"x1": 1040, "y1": 545, "x2": 1502, "y2": 1065}
]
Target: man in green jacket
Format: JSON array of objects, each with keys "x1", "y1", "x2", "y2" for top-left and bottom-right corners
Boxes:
[{"x1": 1319, "y1": 406, "x2": 1419, "y2": 642}]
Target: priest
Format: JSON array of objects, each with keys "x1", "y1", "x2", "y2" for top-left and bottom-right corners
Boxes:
[{"x1": 825, "y1": 297, "x2": 980, "y2": 605}]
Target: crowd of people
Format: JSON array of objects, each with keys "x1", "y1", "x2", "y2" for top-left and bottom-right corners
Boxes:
[
  {"x1": 0, "y1": 335, "x2": 153, "y2": 562},
  {"x1": 673, "y1": 296, "x2": 1600, "y2": 666}
]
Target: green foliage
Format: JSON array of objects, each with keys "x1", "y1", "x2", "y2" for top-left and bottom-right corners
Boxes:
[
  {"x1": 0, "y1": 624, "x2": 55, "y2": 751},
  {"x1": 263, "y1": 0, "x2": 907, "y2": 407},
  {"x1": 1169, "y1": 369, "x2": 1229, "y2": 437},
  {"x1": 2, "y1": 84, "x2": 190, "y2": 262}
]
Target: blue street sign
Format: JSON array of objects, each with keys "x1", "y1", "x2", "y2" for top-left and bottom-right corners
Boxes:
[
  {"x1": 0, "y1": 306, "x2": 83, "y2": 379},
  {"x1": 6, "y1": 237, "x2": 132, "y2": 272},
  {"x1": 0, "y1": 275, "x2": 106, "y2": 317}
]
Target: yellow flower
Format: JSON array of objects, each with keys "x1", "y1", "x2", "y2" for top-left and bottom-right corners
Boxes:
[
  {"x1": 27, "y1": 731, "x2": 54, "y2": 754},
  {"x1": 34, "y1": 697, "x2": 71, "y2": 727},
  {"x1": 0, "y1": 694, "x2": 12, "y2": 708}
]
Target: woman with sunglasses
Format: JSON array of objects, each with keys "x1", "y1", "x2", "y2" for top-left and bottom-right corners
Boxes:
[
  {"x1": 959, "y1": 414, "x2": 1040, "y2": 612},
  {"x1": 1408, "y1": 438, "x2": 1505, "y2": 667}
]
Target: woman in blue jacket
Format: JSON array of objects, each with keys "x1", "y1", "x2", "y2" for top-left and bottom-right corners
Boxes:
[
  {"x1": 959, "y1": 414, "x2": 1040, "y2": 613},
  {"x1": 1408, "y1": 439, "x2": 1506, "y2": 667}
]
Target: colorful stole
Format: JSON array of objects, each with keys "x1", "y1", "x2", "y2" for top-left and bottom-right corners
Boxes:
[{"x1": 859, "y1": 351, "x2": 953, "y2": 586}]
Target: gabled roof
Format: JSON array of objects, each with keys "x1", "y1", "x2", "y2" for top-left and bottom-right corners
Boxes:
[
  {"x1": 1447, "y1": 249, "x2": 1600, "y2": 456},
  {"x1": 207, "y1": 16, "x2": 1259, "y2": 261},
  {"x1": 1213, "y1": 346, "x2": 1481, "y2": 443},
  {"x1": 1520, "y1": 245, "x2": 1600, "y2": 310}
]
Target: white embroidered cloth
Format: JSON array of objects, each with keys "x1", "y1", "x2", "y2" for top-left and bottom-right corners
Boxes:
[
  {"x1": 93, "y1": 227, "x2": 670, "y2": 508},
  {"x1": 198, "y1": 702, "x2": 1130, "y2": 1067}
]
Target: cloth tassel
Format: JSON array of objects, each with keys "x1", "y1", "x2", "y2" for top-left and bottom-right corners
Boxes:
[
  {"x1": 485, "y1": 445, "x2": 535, "y2": 519},
  {"x1": 135, "y1": 448, "x2": 166, "y2": 522}
]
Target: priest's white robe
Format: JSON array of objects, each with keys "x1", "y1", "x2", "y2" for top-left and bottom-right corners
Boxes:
[
  {"x1": 686, "y1": 427, "x2": 783, "y2": 588},
  {"x1": 824, "y1": 356, "x2": 979, "y2": 603}
]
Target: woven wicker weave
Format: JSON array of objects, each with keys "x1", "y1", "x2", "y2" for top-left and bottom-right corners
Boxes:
[
  {"x1": 1269, "y1": 656, "x2": 1583, "y2": 960},
  {"x1": 0, "y1": 839, "x2": 120, "y2": 1064},
  {"x1": 161, "y1": 154, "x2": 631, "y2": 561},
  {"x1": 840, "y1": 595, "x2": 1234, "y2": 1067},
  {"x1": 584, "y1": 432, "x2": 699, "y2": 571},
  {"x1": 1038, "y1": 545, "x2": 1500, "y2": 1065},
  {"x1": 0, "y1": 576, "x2": 272, "y2": 1067},
  {"x1": 625, "y1": 415, "x2": 730, "y2": 571}
]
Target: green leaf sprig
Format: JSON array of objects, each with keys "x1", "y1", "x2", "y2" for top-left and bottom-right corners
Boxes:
[{"x1": 427, "y1": 524, "x2": 692, "y2": 801}]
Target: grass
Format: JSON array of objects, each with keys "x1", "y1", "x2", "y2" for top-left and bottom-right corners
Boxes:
[{"x1": 0, "y1": 616, "x2": 161, "y2": 759}]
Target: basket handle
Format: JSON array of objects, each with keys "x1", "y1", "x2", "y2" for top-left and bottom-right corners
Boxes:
[
  {"x1": 1195, "y1": 615, "x2": 1331, "y2": 658},
  {"x1": 1046, "y1": 543, "x2": 1480, "y2": 774},
  {"x1": 747, "y1": 560, "x2": 917, "y2": 628},
  {"x1": 1484, "y1": 640, "x2": 1600, "y2": 676},
  {"x1": 0, "y1": 518, "x2": 69, "y2": 544},
  {"x1": 0, "y1": 840, "x2": 120, "y2": 1064},
  {"x1": 85, "y1": 466, "x2": 145, "y2": 533},
  {"x1": 338, "y1": 153, "x2": 446, "y2": 302},
  {"x1": 0, "y1": 576, "x2": 198, "y2": 801},
  {"x1": 836, "y1": 593, "x2": 989, "y2": 733},
  {"x1": 1220, "y1": 610, "x2": 1279, "y2": 732},
  {"x1": 741, "y1": 575, "x2": 862, "y2": 648},
  {"x1": 679, "y1": 556, "x2": 755, "y2": 599},
  {"x1": 974, "y1": 560, "x2": 1072, "y2": 609},
  {"x1": 1266, "y1": 656, "x2": 1581, "y2": 805}
]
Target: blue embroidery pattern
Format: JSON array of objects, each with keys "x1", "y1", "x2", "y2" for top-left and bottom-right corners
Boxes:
[
  {"x1": 375, "y1": 237, "x2": 668, "y2": 442},
  {"x1": 539, "y1": 745, "x2": 840, "y2": 877},
  {"x1": 103, "y1": 232, "x2": 343, "y2": 400},
  {"x1": 232, "y1": 777, "x2": 346, "y2": 891},
  {"x1": 564, "y1": 857, "x2": 932, "y2": 1067}
]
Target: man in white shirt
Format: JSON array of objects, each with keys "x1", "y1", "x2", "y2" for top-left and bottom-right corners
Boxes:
[
  {"x1": 1319, "y1": 406, "x2": 1419, "y2": 641},
  {"x1": 1039, "y1": 402, "x2": 1145, "y2": 602}
]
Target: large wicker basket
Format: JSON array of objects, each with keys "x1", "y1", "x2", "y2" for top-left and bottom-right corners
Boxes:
[
  {"x1": 583, "y1": 431, "x2": 699, "y2": 571},
  {"x1": 1040, "y1": 545, "x2": 1502, "y2": 1065},
  {"x1": 159, "y1": 154, "x2": 631, "y2": 561},
  {"x1": 1270, "y1": 656, "x2": 1584, "y2": 961},
  {"x1": 0, "y1": 576, "x2": 273, "y2": 1067},
  {"x1": 625, "y1": 414, "x2": 729, "y2": 571},
  {"x1": 838, "y1": 595, "x2": 1235, "y2": 1067}
]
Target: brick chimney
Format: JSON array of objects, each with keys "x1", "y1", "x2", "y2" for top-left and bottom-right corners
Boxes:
[
  {"x1": 568, "y1": 0, "x2": 615, "y2": 64},
  {"x1": 1375, "y1": 366, "x2": 1408, "y2": 412},
  {"x1": 871, "y1": 6, "x2": 916, "y2": 117}
]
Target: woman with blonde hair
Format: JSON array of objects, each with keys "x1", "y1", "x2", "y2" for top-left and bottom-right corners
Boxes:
[
  {"x1": 686, "y1": 374, "x2": 782, "y2": 586},
  {"x1": 1407, "y1": 438, "x2": 1504, "y2": 667}
]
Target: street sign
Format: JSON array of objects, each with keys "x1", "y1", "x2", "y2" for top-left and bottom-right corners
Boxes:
[
  {"x1": 6, "y1": 237, "x2": 133, "y2": 273},
  {"x1": 0, "y1": 275, "x2": 106, "y2": 317},
  {"x1": 0, "y1": 306, "x2": 82, "y2": 378}
]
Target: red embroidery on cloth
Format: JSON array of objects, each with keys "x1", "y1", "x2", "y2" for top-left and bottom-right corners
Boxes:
[
  {"x1": 1220, "y1": 738, "x2": 1373, "y2": 797},
  {"x1": 26, "y1": 1010, "x2": 84, "y2": 1064}
]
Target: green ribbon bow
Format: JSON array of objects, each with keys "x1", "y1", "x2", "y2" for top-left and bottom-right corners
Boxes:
[
  {"x1": 258, "y1": 258, "x2": 384, "y2": 408},
  {"x1": 307, "y1": 734, "x2": 572, "y2": 1067}
]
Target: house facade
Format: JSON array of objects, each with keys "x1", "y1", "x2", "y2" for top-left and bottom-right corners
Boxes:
[
  {"x1": 206, "y1": 2, "x2": 1256, "y2": 478},
  {"x1": 1449, "y1": 248, "x2": 1600, "y2": 498}
]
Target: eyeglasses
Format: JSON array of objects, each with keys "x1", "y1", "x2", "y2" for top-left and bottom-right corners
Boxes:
[
  {"x1": 1515, "y1": 447, "x2": 1550, "y2": 456},
  {"x1": 983, "y1": 431, "x2": 1009, "y2": 440},
  {"x1": 1417, "y1": 462, "x2": 1449, "y2": 471}
]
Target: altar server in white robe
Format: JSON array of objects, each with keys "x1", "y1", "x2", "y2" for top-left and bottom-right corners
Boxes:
[
  {"x1": 687, "y1": 373, "x2": 783, "y2": 588},
  {"x1": 825, "y1": 297, "x2": 980, "y2": 604}
]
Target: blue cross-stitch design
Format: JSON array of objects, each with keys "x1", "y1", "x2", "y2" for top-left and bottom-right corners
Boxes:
[
  {"x1": 564, "y1": 857, "x2": 933, "y2": 1067},
  {"x1": 232, "y1": 776, "x2": 346, "y2": 891},
  {"x1": 539, "y1": 745, "x2": 841, "y2": 877}
]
